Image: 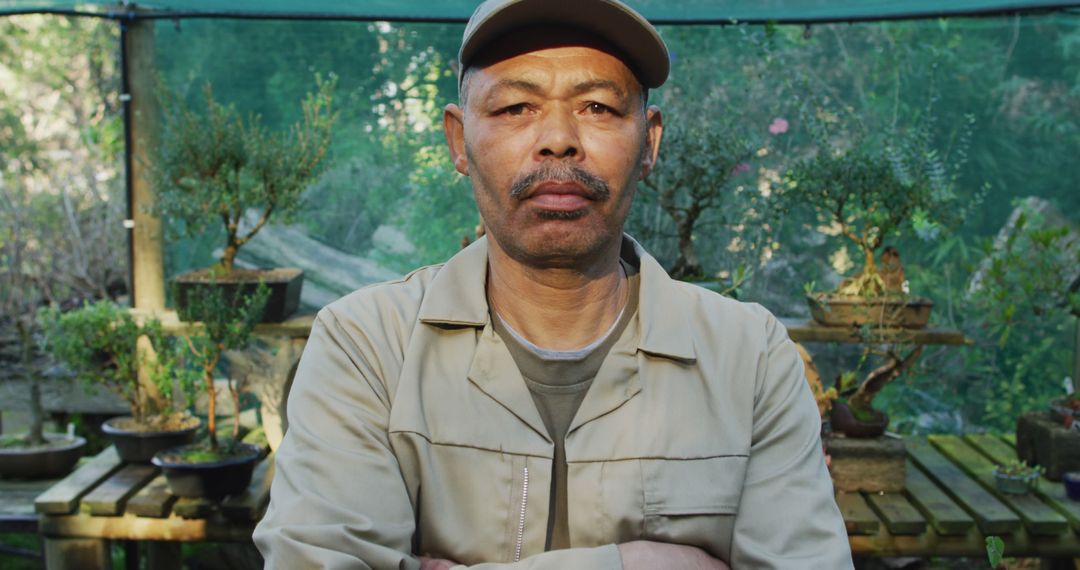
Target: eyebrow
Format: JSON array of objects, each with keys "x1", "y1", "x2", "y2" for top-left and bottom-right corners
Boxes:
[{"x1": 487, "y1": 78, "x2": 628, "y2": 101}]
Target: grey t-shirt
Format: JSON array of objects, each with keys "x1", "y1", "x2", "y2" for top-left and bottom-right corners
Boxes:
[{"x1": 492, "y1": 266, "x2": 640, "y2": 551}]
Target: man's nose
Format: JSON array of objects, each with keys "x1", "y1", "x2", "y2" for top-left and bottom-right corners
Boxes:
[{"x1": 535, "y1": 108, "x2": 581, "y2": 160}]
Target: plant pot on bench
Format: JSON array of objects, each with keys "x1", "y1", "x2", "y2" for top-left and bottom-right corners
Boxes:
[{"x1": 173, "y1": 268, "x2": 303, "y2": 323}]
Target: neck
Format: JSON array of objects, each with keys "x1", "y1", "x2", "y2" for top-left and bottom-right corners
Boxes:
[{"x1": 487, "y1": 238, "x2": 627, "y2": 351}]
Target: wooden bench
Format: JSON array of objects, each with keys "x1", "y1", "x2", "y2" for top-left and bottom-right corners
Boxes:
[
  {"x1": 30, "y1": 435, "x2": 1080, "y2": 565},
  {"x1": 847, "y1": 435, "x2": 1080, "y2": 560},
  {"x1": 34, "y1": 446, "x2": 273, "y2": 569}
]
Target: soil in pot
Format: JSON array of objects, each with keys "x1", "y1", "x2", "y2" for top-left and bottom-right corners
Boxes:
[
  {"x1": 807, "y1": 294, "x2": 933, "y2": 329},
  {"x1": 172, "y1": 267, "x2": 303, "y2": 323},
  {"x1": 0, "y1": 433, "x2": 86, "y2": 479},
  {"x1": 830, "y1": 400, "x2": 889, "y2": 438},
  {"x1": 101, "y1": 414, "x2": 200, "y2": 464},
  {"x1": 152, "y1": 442, "x2": 264, "y2": 499}
]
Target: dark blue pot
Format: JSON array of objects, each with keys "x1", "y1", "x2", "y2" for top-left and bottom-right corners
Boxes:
[{"x1": 1064, "y1": 472, "x2": 1080, "y2": 501}]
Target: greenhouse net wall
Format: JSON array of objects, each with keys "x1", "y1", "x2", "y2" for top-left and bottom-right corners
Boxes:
[{"x1": 2, "y1": 5, "x2": 1078, "y2": 432}]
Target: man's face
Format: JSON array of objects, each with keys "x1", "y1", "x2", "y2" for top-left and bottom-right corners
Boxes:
[{"x1": 444, "y1": 31, "x2": 663, "y2": 269}]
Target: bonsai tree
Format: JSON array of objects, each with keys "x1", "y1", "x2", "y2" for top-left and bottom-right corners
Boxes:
[
  {"x1": 39, "y1": 300, "x2": 189, "y2": 429},
  {"x1": 154, "y1": 76, "x2": 336, "y2": 272},
  {"x1": 178, "y1": 282, "x2": 270, "y2": 452},
  {"x1": 640, "y1": 117, "x2": 760, "y2": 280},
  {"x1": 777, "y1": 112, "x2": 971, "y2": 298}
]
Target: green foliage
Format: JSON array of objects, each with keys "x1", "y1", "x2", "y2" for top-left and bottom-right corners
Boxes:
[
  {"x1": 39, "y1": 300, "x2": 182, "y2": 423},
  {"x1": 994, "y1": 459, "x2": 1044, "y2": 478},
  {"x1": 640, "y1": 115, "x2": 763, "y2": 280},
  {"x1": 155, "y1": 75, "x2": 336, "y2": 271},
  {"x1": 973, "y1": 203, "x2": 1080, "y2": 338},
  {"x1": 985, "y1": 535, "x2": 1005, "y2": 568}
]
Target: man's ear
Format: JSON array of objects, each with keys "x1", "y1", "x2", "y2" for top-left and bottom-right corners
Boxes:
[
  {"x1": 639, "y1": 105, "x2": 663, "y2": 179},
  {"x1": 443, "y1": 104, "x2": 469, "y2": 176}
]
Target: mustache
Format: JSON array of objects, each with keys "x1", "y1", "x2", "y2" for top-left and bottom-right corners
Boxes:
[{"x1": 508, "y1": 162, "x2": 611, "y2": 201}]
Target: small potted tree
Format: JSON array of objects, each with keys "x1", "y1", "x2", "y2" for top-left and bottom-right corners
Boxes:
[
  {"x1": 0, "y1": 207, "x2": 85, "y2": 479},
  {"x1": 776, "y1": 113, "x2": 970, "y2": 328},
  {"x1": 0, "y1": 311, "x2": 86, "y2": 479},
  {"x1": 39, "y1": 300, "x2": 199, "y2": 463},
  {"x1": 154, "y1": 76, "x2": 335, "y2": 322},
  {"x1": 992, "y1": 460, "x2": 1043, "y2": 495},
  {"x1": 152, "y1": 283, "x2": 270, "y2": 498}
]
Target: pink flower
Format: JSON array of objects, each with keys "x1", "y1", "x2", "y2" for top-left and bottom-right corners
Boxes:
[
  {"x1": 768, "y1": 117, "x2": 789, "y2": 135},
  {"x1": 732, "y1": 163, "x2": 751, "y2": 175}
]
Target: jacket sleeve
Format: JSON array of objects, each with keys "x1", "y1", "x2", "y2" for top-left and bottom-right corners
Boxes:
[
  {"x1": 254, "y1": 311, "x2": 421, "y2": 569},
  {"x1": 729, "y1": 312, "x2": 854, "y2": 569},
  {"x1": 254, "y1": 311, "x2": 625, "y2": 570}
]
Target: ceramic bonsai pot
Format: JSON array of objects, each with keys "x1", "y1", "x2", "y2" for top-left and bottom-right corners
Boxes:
[
  {"x1": 1064, "y1": 472, "x2": 1080, "y2": 501},
  {"x1": 807, "y1": 294, "x2": 933, "y2": 329},
  {"x1": 993, "y1": 467, "x2": 1040, "y2": 495},
  {"x1": 152, "y1": 442, "x2": 264, "y2": 499},
  {"x1": 0, "y1": 433, "x2": 86, "y2": 479},
  {"x1": 173, "y1": 267, "x2": 303, "y2": 323},
  {"x1": 101, "y1": 416, "x2": 201, "y2": 464},
  {"x1": 830, "y1": 400, "x2": 889, "y2": 438}
]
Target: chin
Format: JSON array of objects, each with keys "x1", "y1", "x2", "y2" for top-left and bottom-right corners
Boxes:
[{"x1": 496, "y1": 222, "x2": 618, "y2": 268}]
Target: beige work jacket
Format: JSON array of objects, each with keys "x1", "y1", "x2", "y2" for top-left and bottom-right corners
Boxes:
[{"x1": 254, "y1": 236, "x2": 853, "y2": 569}]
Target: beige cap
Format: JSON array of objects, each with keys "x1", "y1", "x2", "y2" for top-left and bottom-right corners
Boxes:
[{"x1": 459, "y1": 0, "x2": 670, "y2": 89}]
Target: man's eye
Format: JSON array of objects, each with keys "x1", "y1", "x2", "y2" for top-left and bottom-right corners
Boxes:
[
  {"x1": 498, "y1": 103, "x2": 529, "y2": 116},
  {"x1": 585, "y1": 102, "x2": 613, "y2": 115}
]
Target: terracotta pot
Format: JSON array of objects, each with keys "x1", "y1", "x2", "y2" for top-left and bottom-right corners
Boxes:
[
  {"x1": 101, "y1": 416, "x2": 201, "y2": 464},
  {"x1": 172, "y1": 267, "x2": 304, "y2": 323},
  {"x1": 0, "y1": 433, "x2": 86, "y2": 479},
  {"x1": 830, "y1": 400, "x2": 889, "y2": 438},
  {"x1": 807, "y1": 294, "x2": 933, "y2": 329},
  {"x1": 152, "y1": 442, "x2": 264, "y2": 499}
]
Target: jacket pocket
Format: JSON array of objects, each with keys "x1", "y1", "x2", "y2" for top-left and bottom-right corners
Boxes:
[{"x1": 641, "y1": 456, "x2": 748, "y2": 560}]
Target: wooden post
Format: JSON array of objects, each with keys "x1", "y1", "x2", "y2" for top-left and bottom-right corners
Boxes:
[
  {"x1": 43, "y1": 537, "x2": 111, "y2": 570},
  {"x1": 125, "y1": 14, "x2": 165, "y2": 312},
  {"x1": 123, "y1": 13, "x2": 171, "y2": 411}
]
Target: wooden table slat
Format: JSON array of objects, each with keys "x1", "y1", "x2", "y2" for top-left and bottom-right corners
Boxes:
[
  {"x1": 35, "y1": 447, "x2": 122, "y2": 515},
  {"x1": 929, "y1": 435, "x2": 1068, "y2": 536},
  {"x1": 81, "y1": 464, "x2": 159, "y2": 516},
  {"x1": 965, "y1": 433, "x2": 1080, "y2": 532},
  {"x1": 221, "y1": 453, "x2": 274, "y2": 522},
  {"x1": 836, "y1": 492, "x2": 880, "y2": 535},
  {"x1": 905, "y1": 437, "x2": 1020, "y2": 534},
  {"x1": 126, "y1": 475, "x2": 177, "y2": 519},
  {"x1": 904, "y1": 460, "x2": 975, "y2": 535},
  {"x1": 865, "y1": 492, "x2": 927, "y2": 535},
  {"x1": 173, "y1": 497, "x2": 217, "y2": 519}
]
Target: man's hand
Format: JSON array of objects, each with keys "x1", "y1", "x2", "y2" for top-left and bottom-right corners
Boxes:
[
  {"x1": 618, "y1": 541, "x2": 730, "y2": 570},
  {"x1": 419, "y1": 556, "x2": 458, "y2": 570}
]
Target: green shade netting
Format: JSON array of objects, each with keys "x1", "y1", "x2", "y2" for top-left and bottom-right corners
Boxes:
[{"x1": 2, "y1": 0, "x2": 1080, "y2": 21}]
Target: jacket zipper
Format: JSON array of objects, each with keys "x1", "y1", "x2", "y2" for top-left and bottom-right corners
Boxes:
[{"x1": 514, "y1": 466, "x2": 529, "y2": 562}]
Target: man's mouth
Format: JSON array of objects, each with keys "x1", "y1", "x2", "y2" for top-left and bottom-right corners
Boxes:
[{"x1": 526, "y1": 182, "x2": 593, "y2": 211}]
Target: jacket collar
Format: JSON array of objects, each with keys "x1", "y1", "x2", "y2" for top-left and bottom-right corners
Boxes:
[{"x1": 417, "y1": 235, "x2": 697, "y2": 363}]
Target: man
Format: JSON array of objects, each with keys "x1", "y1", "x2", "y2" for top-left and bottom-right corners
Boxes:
[{"x1": 254, "y1": 0, "x2": 854, "y2": 568}]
